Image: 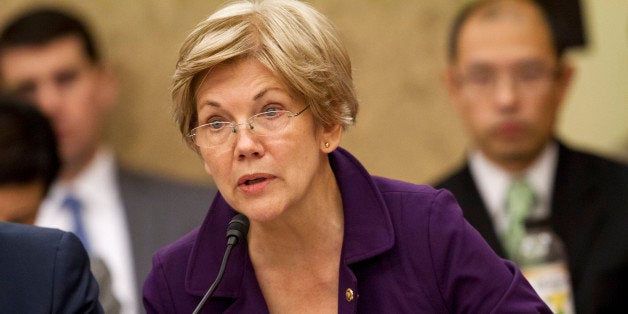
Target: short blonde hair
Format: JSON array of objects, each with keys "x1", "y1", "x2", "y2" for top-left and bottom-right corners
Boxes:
[{"x1": 172, "y1": 0, "x2": 358, "y2": 149}]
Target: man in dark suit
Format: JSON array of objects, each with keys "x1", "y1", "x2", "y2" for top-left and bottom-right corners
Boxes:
[
  {"x1": 438, "y1": 0, "x2": 628, "y2": 313},
  {"x1": 0, "y1": 221, "x2": 102, "y2": 313},
  {"x1": 0, "y1": 7, "x2": 216, "y2": 313}
]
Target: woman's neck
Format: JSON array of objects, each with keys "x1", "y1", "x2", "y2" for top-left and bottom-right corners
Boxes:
[{"x1": 247, "y1": 162, "x2": 344, "y2": 266}]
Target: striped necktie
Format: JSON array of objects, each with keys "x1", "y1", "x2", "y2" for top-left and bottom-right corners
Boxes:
[
  {"x1": 504, "y1": 179, "x2": 536, "y2": 262},
  {"x1": 62, "y1": 194, "x2": 90, "y2": 252}
]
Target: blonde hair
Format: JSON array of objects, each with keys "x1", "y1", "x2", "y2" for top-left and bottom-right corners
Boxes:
[{"x1": 172, "y1": 0, "x2": 358, "y2": 149}]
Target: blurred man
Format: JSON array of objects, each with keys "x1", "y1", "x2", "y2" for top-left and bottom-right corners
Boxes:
[
  {"x1": 0, "y1": 94, "x2": 59, "y2": 225},
  {"x1": 438, "y1": 0, "x2": 628, "y2": 313},
  {"x1": 0, "y1": 7, "x2": 215, "y2": 314}
]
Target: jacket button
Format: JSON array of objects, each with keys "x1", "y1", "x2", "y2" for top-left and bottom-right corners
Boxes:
[{"x1": 345, "y1": 288, "x2": 354, "y2": 302}]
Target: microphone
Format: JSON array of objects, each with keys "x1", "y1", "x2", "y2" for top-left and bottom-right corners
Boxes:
[{"x1": 193, "y1": 214, "x2": 250, "y2": 314}]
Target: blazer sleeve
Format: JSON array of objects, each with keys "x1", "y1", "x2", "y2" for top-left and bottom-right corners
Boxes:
[
  {"x1": 51, "y1": 231, "x2": 103, "y2": 314},
  {"x1": 428, "y1": 189, "x2": 551, "y2": 313}
]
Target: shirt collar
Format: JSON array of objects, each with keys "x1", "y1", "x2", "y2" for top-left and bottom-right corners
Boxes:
[
  {"x1": 468, "y1": 142, "x2": 558, "y2": 233},
  {"x1": 184, "y1": 147, "x2": 395, "y2": 301},
  {"x1": 47, "y1": 147, "x2": 116, "y2": 198},
  {"x1": 39, "y1": 147, "x2": 117, "y2": 220},
  {"x1": 71, "y1": 147, "x2": 117, "y2": 201}
]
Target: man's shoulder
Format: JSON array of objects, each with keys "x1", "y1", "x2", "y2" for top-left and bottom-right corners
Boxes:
[
  {"x1": 432, "y1": 162, "x2": 471, "y2": 192},
  {"x1": 0, "y1": 222, "x2": 67, "y2": 245},
  {"x1": 557, "y1": 143, "x2": 628, "y2": 184},
  {"x1": 0, "y1": 222, "x2": 85, "y2": 265},
  {"x1": 559, "y1": 144, "x2": 627, "y2": 171},
  {"x1": 0, "y1": 223, "x2": 98, "y2": 312}
]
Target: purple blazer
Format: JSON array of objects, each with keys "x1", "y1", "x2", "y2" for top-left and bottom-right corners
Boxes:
[{"x1": 143, "y1": 147, "x2": 549, "y2": 313}]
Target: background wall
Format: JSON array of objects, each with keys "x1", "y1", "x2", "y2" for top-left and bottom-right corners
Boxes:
[{"x1": 2, "y1": 0, "x2": 626, "y2": 187}]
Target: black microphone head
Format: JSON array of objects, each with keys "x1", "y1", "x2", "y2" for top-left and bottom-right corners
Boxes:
[{"x1": 226, "y1": 214, "x2": 249, "y2": 245}]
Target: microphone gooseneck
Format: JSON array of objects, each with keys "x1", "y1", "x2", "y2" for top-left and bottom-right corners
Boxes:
[{"x1": 193, "y1": 214, "x2": 250, "y2": 314}]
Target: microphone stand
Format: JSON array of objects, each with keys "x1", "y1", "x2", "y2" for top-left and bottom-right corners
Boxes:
[{"x1": 193, "y1": 214, "x2": 249, "y2": 314}]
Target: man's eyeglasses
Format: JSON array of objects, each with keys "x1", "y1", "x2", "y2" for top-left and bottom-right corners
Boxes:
[
  {"x1": 188, "y1": 105, "x2": 310, "y2": 148},
  {"x1": 456, "y1": 63, "x2": 560, "y2": 96}
]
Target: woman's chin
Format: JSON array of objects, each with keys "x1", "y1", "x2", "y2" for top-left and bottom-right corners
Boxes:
[{"x1": 239, "y1": 205, "x2": 285, "y2": 224}]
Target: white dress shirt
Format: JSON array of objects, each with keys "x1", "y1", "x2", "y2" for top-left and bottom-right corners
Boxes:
[
  {"x1": 36, "y1": 147, "x2": 138, "y2": 314},
  {"x1": 468, "y1": 142, "x2": 559, "y2": 238}
]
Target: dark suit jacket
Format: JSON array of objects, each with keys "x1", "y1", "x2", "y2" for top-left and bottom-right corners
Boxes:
[
  {"x1": 117, "y1": 166, "x2": 216, "y2": 311},
  {"x1": 435, "y1": 142, "x2": 628, "y2": 314},
  {"x1": 0, "y1": 222, "x2": 102, "y2": 313}
]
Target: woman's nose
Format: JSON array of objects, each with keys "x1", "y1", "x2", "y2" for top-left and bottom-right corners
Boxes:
[{"x1": 233, "y1": 123, "x2": 264, "y2": 159}]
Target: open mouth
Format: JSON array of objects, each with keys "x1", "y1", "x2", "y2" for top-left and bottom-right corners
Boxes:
[
  {"x1": 237, "y1": 174, "x2": 274, "y2": 194},
  {"x1": 238, "y1": 174, "x2": 274, "y2": 186},
  {"x1": 245, "y1": 177, "x2": 266, "y2": 185}
]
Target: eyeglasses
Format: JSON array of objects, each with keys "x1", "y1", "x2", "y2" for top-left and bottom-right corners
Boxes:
[
  {"x1": 456, "y1": 63, "x2": 560, "y2": 96},
  {"x1": 188, "y1": 105, "x2": 310, "y2": 148}
]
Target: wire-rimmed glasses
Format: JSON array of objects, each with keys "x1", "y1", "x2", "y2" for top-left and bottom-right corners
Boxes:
[{"x1": 188, "y1": 105, "x2": 310, "y2": 148}]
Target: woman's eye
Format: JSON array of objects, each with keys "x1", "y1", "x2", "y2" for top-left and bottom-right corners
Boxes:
[
  {"x1": 208, "y1": 121, "x2": 224, "y2": 130},
  {"x1": 204, "y1": 117, "x2": 228, "y2": 130},
  {"x1": 261, "y1": 107, "x2": 281, "y2": 117},
  {"x1": 264, "y1": 111, "x2": 278, "y2": 117}
]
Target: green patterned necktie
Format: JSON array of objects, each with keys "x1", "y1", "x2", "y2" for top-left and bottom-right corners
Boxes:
[{"x1": 504, "y1": 179, "x2": 536, "y2": 263}]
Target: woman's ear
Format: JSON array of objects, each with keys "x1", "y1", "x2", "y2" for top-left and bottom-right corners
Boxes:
[{"x1": 320, "y1": 124, "x2": 342, "y2": 153}]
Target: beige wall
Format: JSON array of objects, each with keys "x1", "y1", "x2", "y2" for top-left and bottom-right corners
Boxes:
[
  {"x1": 2, "y1": 0, "x2": 626, "y2": 187},
  {"x1": 559, "y1": 0, "x2": 628, "y2": 161}
]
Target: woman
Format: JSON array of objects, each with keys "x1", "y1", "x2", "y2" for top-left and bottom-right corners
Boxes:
[{"x1": 143, "y1": 0, "x2": 549, "y2": 312}]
